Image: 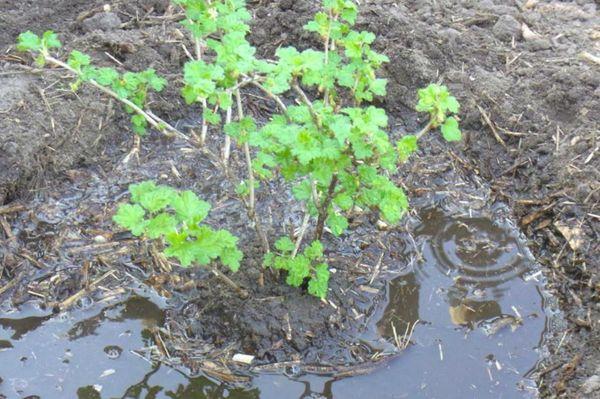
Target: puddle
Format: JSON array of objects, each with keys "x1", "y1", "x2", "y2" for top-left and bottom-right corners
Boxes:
[
  {"x1": 364, "y1": 208, "x2": 547, "y2": 398},
  {"x1": 0, "y1": 295, "x2": 166, "y2": 398},
  {"x1": 0, "y1": 208, "x2": 549, "y2": 398}
]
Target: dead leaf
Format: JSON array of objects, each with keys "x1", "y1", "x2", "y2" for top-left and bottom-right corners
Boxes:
[
  {"x1": 522, "y1": 23, "x2": 543, "y2": 41},
  {"x1": 554, "y1": 221, "x2": 585, "y2": 251}
]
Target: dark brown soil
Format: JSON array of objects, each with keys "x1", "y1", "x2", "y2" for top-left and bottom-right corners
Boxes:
[{"x1": 1, "y1": 0, "x2": 598, "y2": 397}]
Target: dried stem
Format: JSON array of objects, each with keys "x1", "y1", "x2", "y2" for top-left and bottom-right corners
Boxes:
[
  {"x1": 194, "y1": 38, "x2": 210, "y2": 146},
  {"x1": 211, "y1": 266, "x2": 248, "y2": 299},
  {"x1": 292, "y1": 211, "x2": 311, "y2": 258}
]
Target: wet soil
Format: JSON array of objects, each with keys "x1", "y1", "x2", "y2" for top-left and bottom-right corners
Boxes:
[{"x1": 1, "y1": 0, "x2": 599, "y2": 397}]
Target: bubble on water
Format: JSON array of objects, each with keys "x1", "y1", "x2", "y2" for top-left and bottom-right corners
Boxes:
[
  {"x1": 76, "y1": 296, "x2": 94, "y2": 310},
  {"x1": 284, "y1": 364, "x2": 302, "y2": 378},
  {"x1": 103, "y1": 345, "x2": 123, "y2": 359},
  {"x1": 56, "y1": 312, "x2": 70, "y2": 323}
]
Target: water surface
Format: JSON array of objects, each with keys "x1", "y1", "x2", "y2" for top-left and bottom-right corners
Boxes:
[{"x1": 0, "y1": 209, "x2": 548, "y2": 398}]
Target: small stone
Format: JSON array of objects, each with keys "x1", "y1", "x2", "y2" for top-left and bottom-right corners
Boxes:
[
  {"x1": 82, "y1": 12, "x2": 122, "y2": 32},
  {"x1": 582, "y1": 375, "x2": 600, "y2": 394},
  {"x1": 93, "y1": 235, "x2": 107, "y2": 243},
  {"x1": 492, "y1": 15, "x2": 521, "y2": 42}
]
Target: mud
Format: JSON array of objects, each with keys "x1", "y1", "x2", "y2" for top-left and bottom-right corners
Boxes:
[{"x1": 0, "y1": 0, "x2": 599, "y2": 397}]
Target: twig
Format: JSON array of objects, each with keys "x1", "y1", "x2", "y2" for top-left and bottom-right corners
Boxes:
[
  {"x1": 314, "y1": 175, "x2": 338, "y2": 241},
  {"x1": 246, "y1": 79, "x2": 289, "y2": 116},
  {"x1": 416, "y1": 120, "x2": 434, "y2": 140},
  {"x1": 211, "y1": 266, "x2": 248, "y2": 299},
  {"x1": 369, "y1": 252, "x2": 384, "y2": 285},
  {"x1": 59, "y1": 269, "x2": 117, "y2": 311},
  {"x1": 477, "y1": 105, "x2": 507, "y2": 148},
  {"x1": 223, "y1": 97, "x2": 233, "y2": 165},
  {"x1": 0, "y1": 203, "x2": 25, "y2": 215}
]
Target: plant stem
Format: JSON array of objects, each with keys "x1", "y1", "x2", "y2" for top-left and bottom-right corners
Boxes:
[
  {"x1": 416, "y1": 120, "x2": 434, "y2": 140},
  {"x1": 247, "y1": 80, "x2": 289, "y2": 114},
  {"x1": 314, "y1": 174, "x2": 338, "y2": 241},
  {"x1": 211, "y1": 266, "x2": 248, "y2": 299},
  {"x1": 194, "y1": 38, "x2": 210, "y2": 146},
  {"x1": 292, "y1": 82, "x2": 321, "y2": 128},
  {"x1": 44, "y1": 55, "x2": 190, "y2": 142},
  {"x1": 292, "y1": 210, "x2": 310, "y2": 258},
  {"x1": 223, "y1": 97, "x2": 232, "y2": 166},
  {"x1": 235, "y1": 87, "x2": 270, "y2": 253}
]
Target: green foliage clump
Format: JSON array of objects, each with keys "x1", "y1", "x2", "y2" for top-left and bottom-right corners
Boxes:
[
  {"x1": 113, "y1": 181, "x2": 243, "y2": 272},
  {"x1": 264, "y1": 239, "x2": 330, "y2": 299},
  {"x1": 17, "y1": 31, "x2": 167, "y2": 135}
]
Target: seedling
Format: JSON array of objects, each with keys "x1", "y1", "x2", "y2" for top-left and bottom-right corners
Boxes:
[{"x1": 113, "y1": 181, "x2": 246, "y2": 297}]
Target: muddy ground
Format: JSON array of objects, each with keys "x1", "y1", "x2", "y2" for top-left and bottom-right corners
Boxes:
[{"x1": 0, "y1": 0, "x2": 598, "y2": 397}]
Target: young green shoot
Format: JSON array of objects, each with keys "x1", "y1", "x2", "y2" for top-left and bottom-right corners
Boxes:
[
  {"x1": 113, "y1": 181, "x2": 247, "y2": 297},
  {"x1": 16, "y1": 31, "x2": 188, "y2": 146}
]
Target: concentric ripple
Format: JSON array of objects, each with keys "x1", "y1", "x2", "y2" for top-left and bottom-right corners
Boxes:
[{"x1": 417, "y1": 210, "x2": 530, "y2": 287}]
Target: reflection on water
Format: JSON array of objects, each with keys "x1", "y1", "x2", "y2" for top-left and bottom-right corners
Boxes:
[
  {"x1": 370, "y1": 208, "x2": 546, "y2": 398},
  {"x1": 0, "y1": 209, "x2": 548, "y2": 399},
  {"x1": 0, "y1": 295, "x2": 166, "y2": 398}
]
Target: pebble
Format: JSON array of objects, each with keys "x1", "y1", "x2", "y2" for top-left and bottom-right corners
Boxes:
[
  {"x1": 492, "y1": 15, "x2": 521, "y2": 42},
  {"x1": 582, "y1": 375, "x2": 600, "y2": 394}
]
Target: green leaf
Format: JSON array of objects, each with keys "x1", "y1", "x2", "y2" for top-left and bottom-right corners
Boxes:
[
  {"x1": 146, "y1": 213, "x2": 178, "y2": 239},
  {"x1": 441, "y1": 117, "x2": 462, "y2": 142},
  {"x1": 304, "y1": 240, "x2": 323, "y2": 260},
  {"x1": 67, "y1": 50, "x2": 91, "y2": 71},
  {"x1": 329, "y1": 115, "x2": 352, "y2": 145},
  {"x1": 94, "y1": 67, "x2": 119, "y2": 86},
  {"x1": 326, "y1": 213, "x2": 348, "y2": 236},
  {"x1": 292, "y1": 180, "x2": 312, "y2": 201},
  {"x1": 203, "y1": 108, "x2": 221, "y2": 125},
  {"x1": 17, "y1": 31, "x2": 43, "y2": 52},
  {"x1": 333, "y1": 192, "x2": 353, "y2": 210},
  {"x1": 171, "y1": 190, "x2": 211, "y2": 224},
  {"x1": 139, "y1": 186, "x2": 177, "y2": 213},
  {"x1": 129, "y1": 181, "x2": 157, "y2": 203},
  {"x1": 113, "y1": 204, "x2": 146, "y2": 236},
  {"x1": 397, "y1": 135, "x2": 418, "y2": 162},
  {"x1": 263, "y1": 252, "x2": 275, "y2": 268},
  {"x1": 275, "y1": 236, "x2": 295, "y2": 253},
  {"x1": 164, "y1": 232, "x2": 197, "y2": 267},
  {"x1": 369, "y1": 78, "x2": 387, "y2": 96},
  {"x1": 42, "y1": 30, "x2": 62, "y2": 49},
  {"x1": 286, "y1": 256, "x2": 311, "y2": 287},
  {"x1": 308, "y1": 263, "x2": 330, "y2": 299},
  {"x1": 221, "y1": 247, "x2": 243, "y2": 272}
]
